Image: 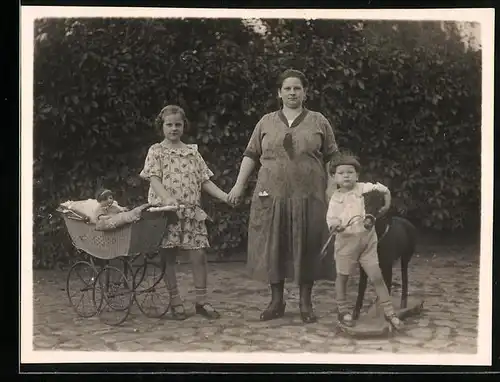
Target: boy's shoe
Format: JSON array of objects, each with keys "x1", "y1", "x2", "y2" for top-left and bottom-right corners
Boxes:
[
  {"x1": 384, "y1": 313, "x2": 404, "y2": 331},
  {"x1": 337, "y1": 312, "x2": 355, "y2": 327}
]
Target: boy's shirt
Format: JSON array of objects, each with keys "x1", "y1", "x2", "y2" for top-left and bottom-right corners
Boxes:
[{"x1": 326, "y1": 182, "x2": 388, "y2": 234}]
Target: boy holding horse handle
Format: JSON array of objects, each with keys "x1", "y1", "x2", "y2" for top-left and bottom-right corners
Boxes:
[{"x1": 326, "y1": 155, "x2": 403, "y2": 330}]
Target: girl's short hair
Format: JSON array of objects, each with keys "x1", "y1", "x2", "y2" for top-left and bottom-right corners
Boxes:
[
  {"x1": 276, "y1": 69, "x2": 309, "y2": 89},
  {"x1": 154, "y1": 104, "x2": 190, "y2": 135}
]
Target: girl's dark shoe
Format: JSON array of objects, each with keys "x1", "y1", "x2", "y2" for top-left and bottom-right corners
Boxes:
[
  {"x1": 337, "y1": 312, "x2": 355, "y2": 327},
  {"x1": 260, "y1": 302, "x2": 286, "y2": 321},
  {"x1": 384, "y1": 313, "x2": 404, "y2": 331},
  {"x1": 195, "y1": 303, "x2": 220, "y2": 319},
  {"x1": 171, "y1": 304, "x2": 188, "y2": 321},
  {"x1": 300, "y1": 306, "x2": 318, "y2": 324}
]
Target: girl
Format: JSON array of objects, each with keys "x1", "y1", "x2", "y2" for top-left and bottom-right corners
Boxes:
[
  {"x1": 140, "y1": 105, "x2": 230, "y2": 320},
  {"x1": 326, "y1": 154, "x2": 404, "y2": 330}
]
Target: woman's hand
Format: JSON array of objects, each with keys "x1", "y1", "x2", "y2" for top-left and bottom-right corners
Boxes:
[
  {"x1": 228, "y1": 183, "x2": 245, "y2": 206},
  {"x1": 221, "y1": 192, "x2": 233, "y2": 206}
]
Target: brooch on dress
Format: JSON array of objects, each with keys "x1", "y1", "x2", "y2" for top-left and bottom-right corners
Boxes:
[{"x1": 258, "y1": 191, "x2": 269, "y2": 197}]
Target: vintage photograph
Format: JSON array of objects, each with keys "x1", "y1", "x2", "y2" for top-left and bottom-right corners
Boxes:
[{"x1": 21, "y1": 7, "x2": 493, "y2": 365}]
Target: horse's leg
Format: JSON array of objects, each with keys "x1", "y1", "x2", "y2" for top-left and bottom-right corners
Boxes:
[
  {"x1": 401, "y1": 253, "x2": 410, "y2": 309},
  {"x1": 353, "y1": 264, "x2": 368, "y2": 321},
  {"x1": 400, "y1": 220, "x2": 416, "y2": 310},
  {"x1": 378, "y1": 254, "x2": 393, "y2": 296}
]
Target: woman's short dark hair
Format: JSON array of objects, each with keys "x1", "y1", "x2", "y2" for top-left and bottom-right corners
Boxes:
[
  {"x1": 276, "y1": 69, "x2": 309, "y2": 89},
  {"x1": 154, "y1": 104, "x2": 190, "y2": 135}
]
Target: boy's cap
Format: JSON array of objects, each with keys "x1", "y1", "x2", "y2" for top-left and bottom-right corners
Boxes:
[{"x1": 331, "y1": 154, "x2": 361, "y2": 172}]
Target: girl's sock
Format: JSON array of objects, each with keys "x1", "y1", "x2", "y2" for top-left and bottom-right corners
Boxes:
[
  {"x1": 195, "y1": 286, "x2": 208, "y2": 305},
  {"x1": 168, "y1": 285, "x2": 183, "y2": 307}
]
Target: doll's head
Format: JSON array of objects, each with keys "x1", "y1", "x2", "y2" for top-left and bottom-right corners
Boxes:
[{"x1": 95, "y1": 188, "x2": 114, "y2": 207}]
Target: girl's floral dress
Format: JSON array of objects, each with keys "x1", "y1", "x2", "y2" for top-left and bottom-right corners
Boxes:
[{"x1": 139, "y1": 142, "x2": 213, "y2": 250}]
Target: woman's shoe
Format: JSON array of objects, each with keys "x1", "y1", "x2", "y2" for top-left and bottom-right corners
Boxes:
[
  {"x1": 260, "y1": 302, "x2": 286, "y2": 321},
  {"x1": 300, "y1": 304, "x2": 318, "y2": 324},
  {"x1": 384, "y1": 313, "x2": 404, "y2": 331},
  {"x1": 170, "y1": 304, "x2": 188, "y2": 321},
  {"x1": 337, "y1": 312, "x2": 355, "y2": 327},
  {"x1": 195, "y1": 302, "x2": 221, "y2": 319}
]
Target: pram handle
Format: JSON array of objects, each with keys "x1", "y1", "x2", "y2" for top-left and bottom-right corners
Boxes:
[
  {"x1": 146, "y1": 205, "x2": 180, "y2": 212},
  {"x1": 146, "y1": 203, "x2": 203, "y2": 212}
]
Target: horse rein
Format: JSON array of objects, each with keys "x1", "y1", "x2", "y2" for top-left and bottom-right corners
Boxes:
[
  {"x1": 319, "y1": 214, "x2": 374, "y2": 260},
  {"x1": 377, "y1": 222, "x2": 391, "y2": 242}
]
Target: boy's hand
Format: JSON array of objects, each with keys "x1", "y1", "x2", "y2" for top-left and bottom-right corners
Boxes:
[
  {"x1": 378, "y1": 205, "x2": 390, "y2": 216},
  {"x1": 363, "y1": 216, "x2": 375, "y2": 230},
  {"x1": 329, "y1": 224, "x2": 344, "y2": 233},
  {"x1": 328, "y1": 217, "x2": 341, "y2": 230}
]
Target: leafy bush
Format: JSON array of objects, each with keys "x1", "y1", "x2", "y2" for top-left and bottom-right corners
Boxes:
[{"x1": 33, "y1": 18, "x2": 481, "y2": 268}]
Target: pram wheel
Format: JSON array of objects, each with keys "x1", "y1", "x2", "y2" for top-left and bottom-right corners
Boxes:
[
  {"x1": 93, "y1": 265, "x2": 133, "y2": 326},
  {"x1": 133, "y1": 262, "x2": 171, "y2": 318},
  {"x1": 66, "y1": 261, "x2": 99, "y2": 318}
]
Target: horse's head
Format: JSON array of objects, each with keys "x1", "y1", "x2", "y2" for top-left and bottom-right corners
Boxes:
[{"x1": 363, "y1": 190, "x2": 390, "y2": 232}]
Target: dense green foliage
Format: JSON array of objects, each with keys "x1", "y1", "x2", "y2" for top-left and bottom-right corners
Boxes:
[{"x1": 33, "y1": 18, "x2": 481, "y2": 268}]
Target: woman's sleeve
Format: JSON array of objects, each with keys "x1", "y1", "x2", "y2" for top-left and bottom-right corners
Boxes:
[
  {"x1": 320, "y1": 114, "x2": 339, "y2": 163},
  {"x1": 139, "y1": 144, "x2": 162, "y2": 180},
  {"x1": 242, "y1": 117, "x2": 265, "y2": 161}
]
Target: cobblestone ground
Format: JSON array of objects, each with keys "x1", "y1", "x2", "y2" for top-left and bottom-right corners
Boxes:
[{"x1": 32, "y1": 244, "x2": 480, "y2": 354}]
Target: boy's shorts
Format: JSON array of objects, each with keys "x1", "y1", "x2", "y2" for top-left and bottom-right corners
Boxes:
[{"x1": 334, "y1": 229, "x2": 379, "y2": 276}]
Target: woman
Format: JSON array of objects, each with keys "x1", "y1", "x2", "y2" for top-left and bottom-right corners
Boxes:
[{"x1": 228, "y1": 69, "x2": 339, "y2": 323}]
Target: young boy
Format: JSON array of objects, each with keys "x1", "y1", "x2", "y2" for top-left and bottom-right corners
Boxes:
[{"x1": 326, "y1": 155, "x2": 403, "y2": 330}]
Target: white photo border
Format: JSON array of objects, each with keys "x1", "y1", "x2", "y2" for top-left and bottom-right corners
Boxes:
[{"x1": 20, "y1": 6, "x2": 495, "y2": 366}]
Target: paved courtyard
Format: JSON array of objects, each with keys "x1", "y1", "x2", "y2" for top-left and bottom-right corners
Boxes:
[{"x1": 31, "y1": 244, "x2": 480, "y2": 354}]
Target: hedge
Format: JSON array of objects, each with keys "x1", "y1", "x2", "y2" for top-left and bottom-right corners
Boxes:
[{"x1": 33, "y1": 18, "x2": 481, "y2": 269}]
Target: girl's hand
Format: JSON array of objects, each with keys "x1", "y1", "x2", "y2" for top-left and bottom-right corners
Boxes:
[
  {"x1": 228, "y1": 184, "x2": 245, "y2": 206},
  {"x1": 222, "y1": 193, "x2": 233, "y2": 206}
]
